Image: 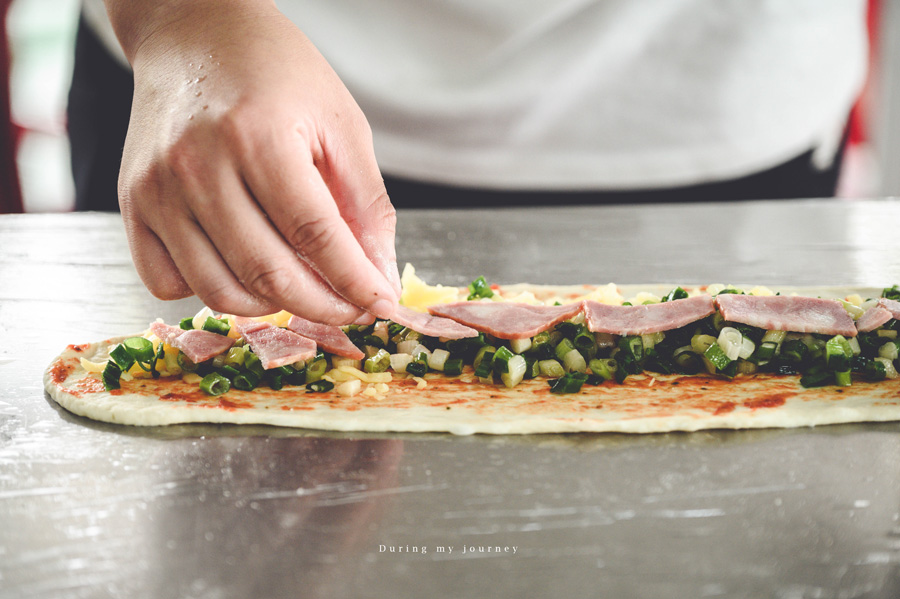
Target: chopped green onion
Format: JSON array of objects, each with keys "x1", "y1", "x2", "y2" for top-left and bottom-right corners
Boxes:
[
  {"x1": 305, "y1": 356, "x2": 328, "y2": 383},
  {"x1": 717, "y1": 327, "x2": 743, "y2": 361},
  {"x1": 588, "y1": 358, "x2": 617, "y2": 381},
  {"x1": 467, "y1": 276, "x2": 494, "y2": 300},
  {"x1": 102, "y1": 361, "x2": 122, "y2": 391},
  {"x1": 200, "y1": 372, "x2": 231, "y2": 396},
  {"x1": 562, "y1": 348, "x2": 587, "y2": 373},
  {"x1": 882, "y1": 285, "x2": 900, "y2": 300},
  {"x1": 306, "y1": 380, "x2": 334, "y2": 393},
  {"x1": 866, "y1": 359, "x2": 887, "y2": 380},
  {"x1": 703, "y1": 342, "x2": 732, "y2": 371},
  {"x1": 108, "y1": 344, "x2": 136, "y2": 372},
  {"x1": 427, "y1": 348, "x2": 451, "y2": 372},
  {"x1": 780, "y1": 339, "x2": 809, "y2": 364},
  {"x1": 618, "y1": 336, "x2": 643, "y2": 362},
  {"x1": 555, "y1": 322, "x2": 581, "y2": 339},
  {"x1": 406, "y1": 360, "x2": 428, "y2": 377},
  {"x1": 662, "y1": 287, "x2": 689, "y2": 302},
  {"x1": 363, "y1": 334, "x2": 385, "y2": 349},
  {"x1": 217, "y1": 364, "x2": 241, "y2": 380},
  {"x1": 443, "y1": 358, "x2": 464, "y2": 377},
  {"x1": 179, "y1": 317, "x2": 195, "y2": 330},
  {"x1": 364, "y1": 349, "x2": 392, "y2": 373},
  {"x1": 573, "y1": 330, "x2": 596, "y2": 353},
  {"x1": 473, "y1": 350, "x2": 496, "y2": 378},
  {"x1": 538, "y1": 359, "x2": 565, "y2": 378},
  {"x1": 500, "y1": 355, "x2": 527, "y2": 388},
  {"x1": 233, "y1": 369, "x2": 260, "y2": 391},
  {"x1": 800, "y1": 370, "x2": 832, "y2": 388},
  {"x1": 202, "y1": 316, "x2": 231, "y2": 336},
  {"x1": 123, "y1": 337, "x2": 155, "y2": 363},
  {"x1": 492, "y1": 346, "x2": 515, "y2": 374},
  {"x1": 549, "y1": 372, "x2": 589, "y2": 394},
  {"x1": 826, "y1": 335, "x2": 854, "y2": 371},
  {"x1": 554, "y1": 337, "x2": 576, "y2": 362}
]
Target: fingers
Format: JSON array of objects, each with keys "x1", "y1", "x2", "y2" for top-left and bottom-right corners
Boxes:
[
  {"x1": 318, "y1": 123, "x2": 402, "y2": 298},
  {"x1": 162, "y1": 160, "x2": 371, "y2": 324},
  {"x1": 122, "y1": 213, "x2": 192, "y2": 301},
  {"x1": 239, "y1": 123, "x2": 400, "y2": 319}
]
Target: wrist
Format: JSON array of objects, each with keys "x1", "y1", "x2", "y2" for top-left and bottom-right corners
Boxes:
[{"x1": 103, "y1": 0, "x2": 279, "y2": 66}]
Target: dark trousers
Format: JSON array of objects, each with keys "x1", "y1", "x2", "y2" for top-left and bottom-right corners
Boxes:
[{"x1": 68, "y1": 16, "x2": 846, "y2": 212}]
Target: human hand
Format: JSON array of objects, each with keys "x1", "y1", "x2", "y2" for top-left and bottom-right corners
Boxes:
[{"x1": 109, "y1": 0, "x2": 400, "y2": 324}]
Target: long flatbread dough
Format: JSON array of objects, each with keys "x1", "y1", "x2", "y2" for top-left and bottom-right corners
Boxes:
[{"x1": 44, "y1": 284, "x2": 900, "y2": 435}]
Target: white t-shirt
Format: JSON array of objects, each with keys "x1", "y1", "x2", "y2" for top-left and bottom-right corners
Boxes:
[{"x1": 84, "y1": 0, "x2": 868, "y2": 190}]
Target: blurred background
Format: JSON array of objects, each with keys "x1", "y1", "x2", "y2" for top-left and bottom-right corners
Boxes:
[{"x1": 1, "y1": 0, "x2": 898, "y2": 214}]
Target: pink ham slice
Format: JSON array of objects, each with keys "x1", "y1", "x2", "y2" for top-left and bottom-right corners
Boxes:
[
  {"x1": 715, "y1": 294, "x2": 857, "y2": 337},
  {"x1": 856, "y1": 298, "x2": 900, "y2": 333},
  {"x1": 233, "y1": 317, "x2": 317, "y2": 370},
  {"x1": 286, "y1": 315, "x2": 365, "y2": 360},
  {"x1": 148, "y1": 322, "x2": 235, "y2": 364},
  {"x1": 427, "y1": 302, "x2": 582, "y2": 340},
  {"x1": 392, "y1": 304, "x2": 478, "y2": 339},
  {"x1": 583, "y1": 295, "x2": 715, "y2": 335}
]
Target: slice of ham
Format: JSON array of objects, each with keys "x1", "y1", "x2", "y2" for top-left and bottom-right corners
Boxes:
[
  {"x1": 148, "y1": 322, "x2": 235, "y2": 364},
  {"x1": 391, "y1": 304, "x2": 478, "y2": 339},
  {"x1": 233, "y1": 317, "x2": 317, "y2": 370},
  {"x1": 583, "y1": 295, "x2": 715, "y2": 335},
  {"x1": 856, "y1": 298, "x2": 900, "y2": 333},
  {"x1": 286, "y1": 315, "x2": 365, "y2": 360},
  {"x1": 427, "y1": 301, "x2": 582, "y2": 340},
  {"x1": 715, "y1": 294, "x2": 857, "y2": 337}
]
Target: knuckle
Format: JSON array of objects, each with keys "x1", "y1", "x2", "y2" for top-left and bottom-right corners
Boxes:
[
  {"x1": 200, "y1": 282, "x2": 243, "y2": 314},
  {"x1": 284, "y1": 216, "x2": 338, "y2": 258},
  {"x1": 243, "y1": 262, "x2": 295, "y2": 303}
]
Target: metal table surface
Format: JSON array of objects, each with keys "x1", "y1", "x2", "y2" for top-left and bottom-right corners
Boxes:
[{"x1": 3, "y1": 200, "x2": 900, "y2": 598}]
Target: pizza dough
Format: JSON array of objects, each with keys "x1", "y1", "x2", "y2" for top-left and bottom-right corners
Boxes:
[{"x1": 44, "y1": 284, "x2": 900, "y2": 435}]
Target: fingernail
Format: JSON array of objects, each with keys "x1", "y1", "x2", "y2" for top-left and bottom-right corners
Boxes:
[
  {"x1": 353, "y1": 312, "x2": 376, "y2": 325},
  {"x1": 370, "y1": 298, "x2": 396, "y2": 321}
]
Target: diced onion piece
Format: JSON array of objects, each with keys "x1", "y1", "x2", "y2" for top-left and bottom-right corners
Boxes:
[
  {"x1": 372, "y1": 321, "x2": 390, "y2": 345},
  {"x1": 500, "y1": 355, "x2": 527, "y2": 388},
  {"x1": 412, "y1": 376, "x2": 428, "y2": 389},
  {"x1": 717, "y1": 327, "x2": 743, "y2": 361},
  {"x1": 182, "y1": 373, "x2": 203, "y2": 384},
  {"x1": 641, "y1": 332, "x2": 664, "y2": 351},
  {"x1": 875, "y1": 357, "x2": 899, "y2": 379},
  {"x1": 848, "y1": 336, "x2": 861, "y2": 356},
  {"x1": 840, "y1": 300, "x2": 866, "y2": 320},
  {"x1": 738, "y1": 337, "x2": 756, "y2": 360},
  {"x1": 428, "y1": 348, "x2": 450, "y2": 371},
  {"x1": 390, "y1": 353, "x2": 414, "y2": 373},
  {"x1": 332, "y1": 357, "x2": 362, "y2": 370},
  {"x1": 877, "y1": 329, "x2": 898, "y2": 339},
  {"x1": 879, "y1": 342, "x2": 899, "y2": 361},
  {"x1": 336, "y1": 379, "x2": 362, "y2": 397},
  {"x1": 191, "y1": 306, "x2": 216, "y2": 331},
  {"x1": 79, "y1": 357, "x2": 106, "y2": 373},
  {"x1": 562, "y1": 349, "x2": 587, "y2": 374},
  {"x1": 509, "y1": 337, "x2": 532, "y2": 354},
  {"x1": 395, "y1": 340, "x2": 419, "y2": 355}
]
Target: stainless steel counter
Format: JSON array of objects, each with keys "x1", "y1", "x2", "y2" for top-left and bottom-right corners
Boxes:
[{"x1": 3, "y1": 200, "x2": 900, "y2": 598}]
